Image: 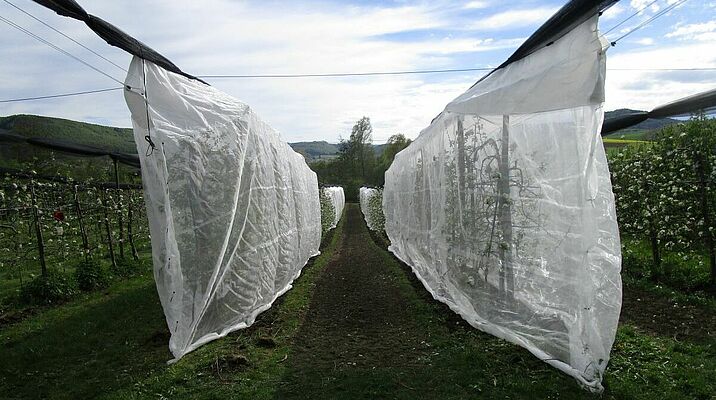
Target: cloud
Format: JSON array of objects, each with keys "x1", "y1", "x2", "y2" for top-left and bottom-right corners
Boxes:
[
  {"x1": 463, "y1": 1, "x2": 489, "y2": 9},
  {"x1": 666, "y1": 21, "x2": 716, "y2": 40},
  {"x1": 630, "y1": 0, "x2": 660, "y2": 13},
  {"x1": 605, "y1": 42, "x2": 716, "y2": 111},
  {"x1": 469, "y1": 7, "x2": 558, "y2": 30},
  {"x1": 633, "y1": 37, "x2": 655, "y2": 45},
  {"x1": 601, "y1": 4, "x2": 625, "y2": 20},
  {"x1": 1, "y1": 0, "x2": 711, "y2": 143}
]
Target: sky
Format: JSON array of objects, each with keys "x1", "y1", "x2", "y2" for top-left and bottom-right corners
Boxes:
[{"x1": 0, "y1": 0, "x2": 715, "y2": 143}]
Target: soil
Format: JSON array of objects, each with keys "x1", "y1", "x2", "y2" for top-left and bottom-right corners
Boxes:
[
  {"x1": 276, "y1": 204, "x2": 716, "y2": 399},
  {"x1": 620, "y1": 284, "x2": 716, "y2": 343},
  {"x1": 276, "y1": 204, "x2": 434, "y2": 398}
]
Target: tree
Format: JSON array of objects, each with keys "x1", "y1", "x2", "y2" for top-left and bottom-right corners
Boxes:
[{"x1": 343, "y1": 117, "x2": 374, "y2": 179}]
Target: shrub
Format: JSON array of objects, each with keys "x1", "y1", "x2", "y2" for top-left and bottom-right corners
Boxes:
[
  {"x1": 75, "y1": 259, "x2": 110, "y2": 291},
  {"x1": 20, "y1": 269, "x2": 77, "y2": 305},
  {"x1": 112, "y1": 257, "x2": 144, "y2": 278}
]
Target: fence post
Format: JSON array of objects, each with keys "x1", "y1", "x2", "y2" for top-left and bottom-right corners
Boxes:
[
  {"x1": 113, "y1": 158, "x2": 125, "y2": 259},
  {"x1": 694, "y1": 150, "x2": 716, "y2": 290},
  {"x1": 127, "y1": 191, "x2": 139, "y2": 261},
  {"x1": 101, "y1": 188, "x2": 117, "y2": 269},
  {"x1": 30, "y1": 180, "x2": 47, "y2": 277},
  {"x1": 498, "y1": 114, "x2": 514, "y2": 300},
  {"x1": 73, "y1": 185, "x2": 90, "y2": 261}
]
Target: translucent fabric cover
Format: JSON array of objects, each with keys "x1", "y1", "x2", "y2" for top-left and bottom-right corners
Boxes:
[
  {"x1": 359, "y1": 187, "x2": 380, "y2": 231},
  {"x1": 324, "y1": 186, "x2": 345, "y2": 230},
  {"x1": 123, "y1": 57, "x2": 321, "y2": 361},
  {"x1": 383, "y1": 17, "x2": 620, "y2": 392}
]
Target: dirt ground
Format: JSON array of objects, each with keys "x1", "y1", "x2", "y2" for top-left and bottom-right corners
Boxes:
[
  {"x1": 276, "y1": 205, "x2": 436, "y2": 398},
  {"x1": 620, "y1": 284, "x2": 716, "y2": 343}
]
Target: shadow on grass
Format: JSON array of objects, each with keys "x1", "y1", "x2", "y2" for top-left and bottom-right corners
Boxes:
[{"x1": 0, "y1": 277, "x2": 170, "y2": 400}]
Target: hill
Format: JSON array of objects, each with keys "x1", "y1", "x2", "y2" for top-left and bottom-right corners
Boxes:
[
  {"x1": 0, "y1": 114, "x2": 136, "y2": 153},
  {"x1": 1, "y1": 111, "x2": 678, "y2": 169},
  {"x1": 289, "y1": 141, "x2": 340, "y2": 160}
]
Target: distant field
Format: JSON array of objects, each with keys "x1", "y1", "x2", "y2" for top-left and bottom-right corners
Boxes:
[
  {"x1": 604, "y1": 129, "x2": 650, "y2": 141},
  {"x1": 602, "y1": 137, "x2": 651, "y2": 148}
]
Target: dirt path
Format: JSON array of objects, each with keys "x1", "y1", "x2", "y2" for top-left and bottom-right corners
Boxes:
[{"x1": 276, "y1": 204, "x2": 435, "y2": 398}]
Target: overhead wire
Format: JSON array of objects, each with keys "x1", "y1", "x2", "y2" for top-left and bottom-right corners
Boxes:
[
  {"x1": 601, "y1": 0, "x2": 660, "y2": 36},
  {"x1": 2, "y1": 0, "x2": 127, "y2": 72},
  {"x1": 0, "y1": 13, "x2": 124, "y2": 85},
  {"x1": 1, "y1": 67, "x2": 714, "y2": 103},
  {"x1": 610, "y1": 0, "x2": 689, "y2": 45},
  {"x1": 0, "y1": 87, "x2": 124, "y2": 103},
  {"x1": 196, "y1": 67, "x2": 716, "y2": 80},
  {"x1": 197, "y1": 67, "x2": 494, "y2": 79},
  {"x1": 0, "y1": 0, "x2": 707, "y2": 105}
]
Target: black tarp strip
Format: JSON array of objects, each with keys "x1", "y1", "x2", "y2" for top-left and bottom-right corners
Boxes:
[
  {"x1": 650, "y1": 88, "x2": 716, "y2": 118},
  {"x1": 0, "y1": 132, "x2": 141, "y2": 168},
  {"x1": 601, "y1": 88, "x2": 716, "y2": 135},
  {"x1": 31, "y1": 0, "x2": 206, "y2": 84}
]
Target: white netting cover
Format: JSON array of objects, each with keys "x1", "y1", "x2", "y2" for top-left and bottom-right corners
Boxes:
[
  {"x1": 383, "y1": 16, "x2": 621, "y2": 391},
  {"x1": 323, "y1": 186, "x2": 345, "y2": 229},
  {"x1": 359, "y1": 187, "x2": 380, "y2": 231},
  {"x1": 124, "y1": 57, "x2": 321, "y2": 361}
]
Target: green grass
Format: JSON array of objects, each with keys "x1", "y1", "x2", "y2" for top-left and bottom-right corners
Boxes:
[
  {"x1": 605, "y1": 325, "x2": 716, "y2": 400},
  {"x1": 0, "y1": 214, "x2": 345, "y2": 400},
  {"x1": 621, "y1": 237, "x2": 716, "y2": 307},
  {"x1": 1, "y1": 213, "x2": 715, "y2": 399},
  {"x1": 604, "y1": 129, "x2": 651, "y2": 141}
]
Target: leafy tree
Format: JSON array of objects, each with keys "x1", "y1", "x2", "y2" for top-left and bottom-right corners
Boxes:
[{"x1": 610, "y1": 114, "x2": 716, "y2": 290}]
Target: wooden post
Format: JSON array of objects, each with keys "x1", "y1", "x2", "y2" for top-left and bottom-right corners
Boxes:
[
  {"x1": 498, "y1": 115, "x2": 514, "y2": 300},
  {"x1": 695, "y1": 151, "x2": 716, "y2": 290},
  {"x1": 73, "y1": 185, "x2": 90, "y2": 261},
  {"x1": 643, "y1": 177, "x2": 662, "y2": 279},
  {"x1": 101, "y1": 189, "x2": 117, "y2": 269},
  {"x1": 30, "y1": 180, "x2": 47, "y2": 277},
  {"x1": 113, "y1": 158, "x2": 125, "y2": 259},
  {"x1": 127, "y1": 191, "x2": 139, "y2": 261}
]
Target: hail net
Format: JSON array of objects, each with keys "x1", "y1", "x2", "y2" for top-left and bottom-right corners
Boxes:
[
  {"x1": 124, "y1": 57, "x2": 321, "y2": 361},
  {"x1": 324, "y1": 186, "x2": 345, "y2": 230},
  {"x1": 359, "y1": 187, "x2": 381, "y2": 231},
  {"x1": 383, "y1": 16, "x2": 621, "y2": 391}
]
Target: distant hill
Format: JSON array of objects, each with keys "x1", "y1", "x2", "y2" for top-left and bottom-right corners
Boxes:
[
  {"x1": 289, "y1": 141, "x2": 340, "y2": 159},
  {"x1": 287, "y1": 140, "x2": 387, "y2": 161},
  {"x1": 0, "y1": 114, "x2": 394, "y2": 171},
  {"x1": 2, "y1": 111, "x2": 676, "y2": 170},
  {"x1": 0, "y1": 114, "x2": 139, "y2": 180},
  {"x1": 0, "y1": 114, "x2": 136, "y2": 153},
  {"x1": 604, "y1": 109, "x2": 681, "y2": 139}
]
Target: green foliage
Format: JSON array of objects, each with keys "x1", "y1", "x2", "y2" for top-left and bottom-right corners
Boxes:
[
  {"x1": 610, "y1": 115, "x2": 716, "y2": 288},
  {"x1": 112, "y1": 256, "x2": 145, "y2": 278},
  {"x1": 319, "y1": 188, "x2": 336, "y2": 236},
  {"x1": 311, "y1": 117, "x2": 411, "y2": 201},
  {"x1": 75, "y1": 259, "x2": 110, "y2": 291},
  {"x1": 19, "y1": 268, "x2": 77, "y2": 305},
  {"x1": 365, "y1": 188, "x2": 385, "y2": 233}
]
